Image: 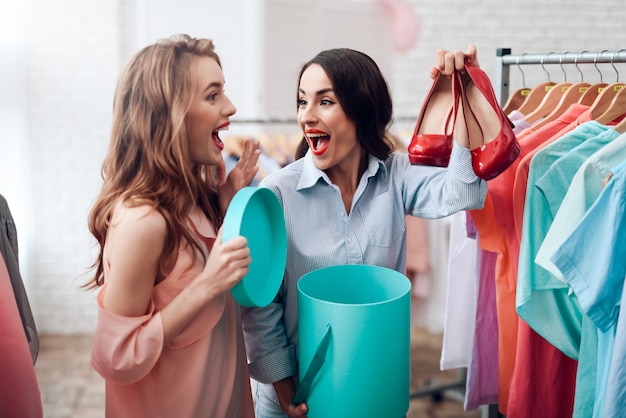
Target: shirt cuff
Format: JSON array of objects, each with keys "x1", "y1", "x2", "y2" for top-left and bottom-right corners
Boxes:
[
  {"x1": 248, "y1": 345, "x2": 297, "y2": 384},
  {"x1": 447, "y1": 143, "x2": 480, "y2": 184}
]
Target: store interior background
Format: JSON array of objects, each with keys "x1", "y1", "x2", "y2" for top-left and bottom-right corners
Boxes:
[{"x1": 1, "y1": 0, "x2": 625, "y2": 372}]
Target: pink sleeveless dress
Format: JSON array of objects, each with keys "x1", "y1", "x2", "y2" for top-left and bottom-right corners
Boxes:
[{"x1": 91, "y1": 207, "x2": 254, "y2": 417}]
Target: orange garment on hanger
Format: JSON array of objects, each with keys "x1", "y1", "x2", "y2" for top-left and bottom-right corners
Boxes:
[
  {"x1": 512, "y1": 105, "x2": 592, "y2": 241},
  {"x1": 507, "y1": 319, "x2": 577, "y2": 418},
  {"x1": 504, "y1": 105, "x2": 591, "y2": 418},
  {"x1": 467, "y1": 102, "x2": 590, "y2": 415}
]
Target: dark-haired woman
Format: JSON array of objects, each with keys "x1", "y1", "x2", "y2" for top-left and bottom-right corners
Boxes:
[{"x1": 242, "y1": 45, "x2": 488, "y2": 417}]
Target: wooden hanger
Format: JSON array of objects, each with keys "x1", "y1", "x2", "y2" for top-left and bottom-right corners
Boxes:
[
  {"x1": 575, "y1": 50, "x2": 606, "y2": 106},
  {"x1": 502, "y1": 55, "x2": 531, "y2": 114},
  {"x1": 613, "y1": 112, "x2": 626, "y2": 133},
  {"x1": 579, "y1": 83, "x2": 607, "y2": 106},
  {"x1": 531, "y1": 82, "x2": 590, "y2": 130},
  {"x1": 257, "y1": 133, "x2": 284, "y2": 165},
  {"x1": 222, "y1": 135, "x2": 245, "y2": 158},
  {"x1": 522, "y1": 81, "x2": 572, "y2": 123},
  {"x1": 503, "y1": 87, "x2": 531, "y2": 115},
  {"x1": 523, "y1": 53, "x2": 581, "y2": 124},
  {"x1": 590, "y1": 49, "x2": 626, "y2": 120},
  {"x1": 515, "y1": 81, "x2": 556, "y2": 116},
  {"x1": 589, "y1": 83, "x2": 625, "y2": 118},
  {"x1": 594, "y1": 85, "x2": 626, "y2": 125},
  {"x1": 516, "y1": 52, "x2": 561, "y2": 117}
]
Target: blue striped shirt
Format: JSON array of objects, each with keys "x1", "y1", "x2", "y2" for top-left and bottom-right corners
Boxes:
[{"x1": 241, "y1": 143, "x2": 486, "y2": 389}]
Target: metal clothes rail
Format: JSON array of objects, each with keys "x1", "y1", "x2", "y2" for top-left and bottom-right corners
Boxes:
[{"x1": 494, "y1": 48, "x2": 626, "y2": 106}]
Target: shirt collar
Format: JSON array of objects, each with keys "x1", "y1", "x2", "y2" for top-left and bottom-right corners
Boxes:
[{"x1": 296, "y1": 150, "x2": 387, "y2": 191}]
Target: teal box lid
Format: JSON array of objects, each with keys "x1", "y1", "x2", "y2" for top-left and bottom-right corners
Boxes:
[{"x1": 223, "y1": 186, "x2": 286, "y2": 307}]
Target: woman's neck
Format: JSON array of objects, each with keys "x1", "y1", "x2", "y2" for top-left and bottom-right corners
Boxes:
[{"x1": 326, "y1": 148, "x2": 368, "y2": 214}]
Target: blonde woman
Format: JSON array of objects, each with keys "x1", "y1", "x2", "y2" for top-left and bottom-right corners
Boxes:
[{"x1": 86, "y1": 34, "x2": 259, "y2": 418}]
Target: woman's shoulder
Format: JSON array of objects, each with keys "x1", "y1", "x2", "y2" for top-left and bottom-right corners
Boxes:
[
  {"x1": 387, "y1": 151, "x2": 409, "y2": 163},
  {"x1": 110, "y1": 200, "x2": 167, "y2": 242},
  {"x1": 104, "y1": 200, "x2": 168, "y2": 280},
  {"x1": 383, "y1": 151, "x2": 410, "y2": 173}
]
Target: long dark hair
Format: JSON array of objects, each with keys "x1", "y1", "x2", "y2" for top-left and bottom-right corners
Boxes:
[{"x1": 294, "y1": 48, "x2": 394, "y2": 160}]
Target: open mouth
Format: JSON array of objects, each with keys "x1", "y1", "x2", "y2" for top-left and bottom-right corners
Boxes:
[
  {"x1": 307, "y1": 132, "x2": 330, "y2": 155},
  {"x1": 212, "y1": 123, "x2": 228, "y2": 151}
]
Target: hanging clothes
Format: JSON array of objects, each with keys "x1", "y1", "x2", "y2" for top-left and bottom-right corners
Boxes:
[
  {"x1": 439, "y1": 211, "x2": 500, "y2": 409},
  {"x1": 534, "y1": 132, "x2": 626, "y2": 417},
  {"x1": 449, "y1": 49, "x2": 626, "y2": 417},
  {"x1": 0, "y1": 194, "x2": 39, "y2": 362},
  {"x1": 440, "y1": 211, "x2": 477, "y2": 371},
  {"x1": 505, "y1": 105, "x2": 594, "y2": 418},
  {"x1": 463, "y1": 242, "x2": 499, "y2": 411},
  {"x1": 512, "y1": 121, "x2": 620, "y2": 418},
  {"x1": 0, "y1": 194, "x2": 43, "y2": 417},
  {"x1": 550, "y1": 158, "x2": 626, "y2": 417},
  {"x1": 516, "y1": 121, "x2": 618, "y2": 357}
]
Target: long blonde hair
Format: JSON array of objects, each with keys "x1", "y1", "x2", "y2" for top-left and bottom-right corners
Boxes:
[{"x1": 86, "y1": 34, "x2": 222, "y2": 289}]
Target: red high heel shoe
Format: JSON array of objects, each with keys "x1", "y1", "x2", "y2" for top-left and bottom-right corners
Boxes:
[
  {"x1": 408, "y1": 72, "x2": 460, "y2": 167},
  {"x1": 459, "y1": 64, "x2": 520, "y2": 180}
]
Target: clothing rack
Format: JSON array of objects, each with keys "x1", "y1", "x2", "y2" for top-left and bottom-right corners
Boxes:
[
  {"x1": 464, "y1": 47, "x2": 626, "y2": 418},
  {"x1": 233, "y1": 52, "x2": 626, "y2": 417},
  {"x1": 494, "y1": 48, "x2": 626, "y2": 106}
]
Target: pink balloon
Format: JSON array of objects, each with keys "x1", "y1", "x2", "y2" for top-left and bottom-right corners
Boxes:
[{"x1": 376, "y1": 0, "x2": 420, "y2": 52}]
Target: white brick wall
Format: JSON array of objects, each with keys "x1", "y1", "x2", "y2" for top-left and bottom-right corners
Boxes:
[
  {"x1": 391, "y1": 0, "x2": 626, "y2": 135},
  {"x1": 1, "y1": 0, "x2": 625, "y2": 334},
  {"x1": 3, "y1": 0, "x2": 122, "y2": 333}
]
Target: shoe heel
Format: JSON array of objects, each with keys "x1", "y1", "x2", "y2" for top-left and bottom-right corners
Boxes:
[
  {"x1": 459, "y1": 65, "x2": 520, "y2": 180},
  {"x1": 408, "y1": 72, "x2": 460, "y2": 167}
]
